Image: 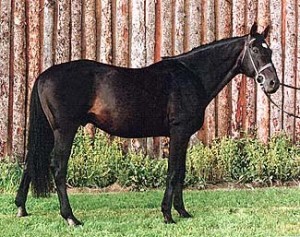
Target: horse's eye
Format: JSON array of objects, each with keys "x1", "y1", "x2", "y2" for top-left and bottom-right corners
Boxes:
[{"x1": 252, "y1": 47, "x2": 259, "y2": 54}]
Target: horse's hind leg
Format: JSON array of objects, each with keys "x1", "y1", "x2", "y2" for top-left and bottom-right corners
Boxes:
[
  {"x1": 15, "y1": 170, "x2": 31, "y2": 217},
  {"x1": 51, "y1": 126, "x2": 81, "y2": 226}
]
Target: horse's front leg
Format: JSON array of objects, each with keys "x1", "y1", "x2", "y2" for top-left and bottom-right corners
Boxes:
[
  {"x1": 161, "y1": 129, "x2": 190, "y2": 224},
  {"x1": 173, "y1": 172, "x2": 192, "y2": 218}
]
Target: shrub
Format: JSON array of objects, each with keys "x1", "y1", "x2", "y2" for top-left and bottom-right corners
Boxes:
[
  {"x1": 57, "y1": 132, "x2": 300, "y2": 190},
  {"x1": 0, "y1": 158, "x2": 23, "y2": 193},
  {"x1": 68, "y1": 130, "x2": 123, "y2": 188},
  {"x1": 2, "y1": 131, "x2": 300, "y2": 193}
]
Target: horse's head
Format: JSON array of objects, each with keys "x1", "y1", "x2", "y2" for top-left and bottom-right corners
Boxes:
[{"x1": 240, "y1": 22, "x2": 280, "y2": 94}]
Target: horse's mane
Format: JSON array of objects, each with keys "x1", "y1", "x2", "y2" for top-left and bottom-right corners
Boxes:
[{"x1": 162, "y1": 35, "x2": 245, "y2": 61}]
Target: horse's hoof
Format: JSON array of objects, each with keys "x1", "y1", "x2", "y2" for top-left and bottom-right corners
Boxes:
[
  {"x1": 16, "y1": 207, "x2": 28, "y2": 217},
  {"x1": 179, "y1": 210, "x2": 193, "y2": 218},
  {"x1": 67, "y1": 217, "x2": 83, "y2": 227},
  {"x1": 163, "y1": 215, "x2": 176, "y2": 224}
]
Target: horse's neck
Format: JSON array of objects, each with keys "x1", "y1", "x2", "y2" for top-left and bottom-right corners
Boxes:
[{"x1": 179, "y1": 36, "x2": 247, "y2": 102}]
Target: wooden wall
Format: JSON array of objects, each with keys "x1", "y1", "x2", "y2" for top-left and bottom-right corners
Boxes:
[{"x1": 0, "y1": 0, "x2": 298, "y2": 160}]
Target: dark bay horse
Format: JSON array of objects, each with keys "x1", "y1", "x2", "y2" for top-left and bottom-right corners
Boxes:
[{"x1": 15, "y1": 23, "x2": 279, "y2": 225}]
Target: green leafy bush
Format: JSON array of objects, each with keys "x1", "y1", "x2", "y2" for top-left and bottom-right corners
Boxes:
[
  {"x1": 2, "y1": 131, "x2": 300, "y2": 193},
  {"x1": 0, "y1": 158, "x2": 23, "y2": 193}
]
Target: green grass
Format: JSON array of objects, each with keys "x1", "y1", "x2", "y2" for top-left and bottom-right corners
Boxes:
[{"x1": 1, "y1": 188, "x2": 300, "y2": 236}]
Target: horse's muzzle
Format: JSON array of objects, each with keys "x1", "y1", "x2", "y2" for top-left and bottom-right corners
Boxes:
[{"x1": 263, "y1": 77, "x2": 280, "y2": 94}]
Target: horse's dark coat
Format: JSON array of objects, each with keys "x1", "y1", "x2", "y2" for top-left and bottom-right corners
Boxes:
[{"x1": 15, "y1": 23, "x2": 279, "y2": 225}]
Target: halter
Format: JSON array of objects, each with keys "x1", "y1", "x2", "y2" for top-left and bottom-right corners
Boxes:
[
  {"x1": 241, "y1": 37, "x2": 300, "y2": 119},
  {"x1": 241, "y1": 37, "x2": 273, "y2": 86}
]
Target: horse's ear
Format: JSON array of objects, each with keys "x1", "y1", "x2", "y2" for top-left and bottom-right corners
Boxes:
[
  {"x1": 250, "y1": 22, "x2": 258, "y2": 36},
  {"x1": 263, "y1": 25, "x2": 270, "y2": 39}
]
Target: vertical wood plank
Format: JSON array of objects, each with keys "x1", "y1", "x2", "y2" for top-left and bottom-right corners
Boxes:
[
  {"x1": 25, "y1": 0, "x2": 41, "y2": 161},
  {"x1": 11, "y1": 0, "x2": 26, "y2": 159},
  {"x1": 245, "y1": 0, "x2": 258, "y2": 136},
  {"x1": 152, "y1": 0, "x2": 163, "y2": 157},
  {"x1": 186, "y1": 0, "x2": 201, "y2": 50},
  {"x1": 231, "y1": 0, "x2": 245, "y2": 138},
  {"x1": 282, "y1": 0, "x2": 297, "y2": 139},
  {"x1": 129, "y1": 0, "x2": 147, "y2": 153},
  {"x1": 70, "y1": 0, "x2": 82, "y2": 60},
  {"x1": 41, "y1": 0, "x2": 55, "y2": 71},
  {"x1": 186, "y1": 0, "x2": 201, "y2": 144},
  {"x1": 82, "y1": 0, "x2": 96, "y2": 60},
  {"x1": 112, "y1": 0, "x2": 130, "y2": 153},
  {"x1": 129, "y1": 0, "x2": 146, "y2": 68},
  {"x1": 99, "y1": 0, "x2": 112, "y2": 63},
  {"x1": 0, "y1": 0, "x2": 11, "y2": 157},
  {"x1": 114, "y1": 0, "x2": 129, "y2": 66},
  {"x1": 145, "y1": 0, "x2": 157, "y2": 157},
  {"x1": 26, "y1": 0, "x2": 40, "y2": 90},
  {"x1": 216, "y1": 0, "x2": 232, "y2": 138},
  {"x1": 161, "y1": 0, "x2": 173, "y2": 57},
  {"x1": 201, "y1": 0, "x2": 216, "y2": 144},
  {"x1": 295, "y1": 2, "x2": 300, "y2": 141},
  {"x1": 256, "y1": 0, "x2": 270, "y2": 143},
  {"x1": 173, "y1": 0, "x2": 185, "y2": 55},
  {"x1": 54, "y1": 0, "x2": 71, "y2": 64},
  {"x1": 269, "y1": 0, "x2": 283, "y2": 137},
  {"x1": 82, "y1": 0, "x2": 97, "y2": 137},
  {"x1": 145, "y1": 0, "x2": 155, "y2": 65}
]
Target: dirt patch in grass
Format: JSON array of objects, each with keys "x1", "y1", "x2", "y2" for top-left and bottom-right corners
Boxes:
[
  {"x1": 67, "y1": 180, "x2": 300, "y2": 194},
  {"x1": 67, "y1": 183, "x2": 131, "y2": 193}
]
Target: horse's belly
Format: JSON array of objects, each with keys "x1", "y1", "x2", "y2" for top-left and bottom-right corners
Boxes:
[{"x1": 88, "y1": 102, "x2": 169, "y2": 138}]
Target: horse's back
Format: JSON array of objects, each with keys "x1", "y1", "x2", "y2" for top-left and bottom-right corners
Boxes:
[{"x1": 87, "y1": 61, "x2": 173, "y2": 137}]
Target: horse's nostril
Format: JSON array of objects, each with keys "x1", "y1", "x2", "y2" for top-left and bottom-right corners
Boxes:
[{"x1": 270, "y1": 80, "x2": 275, "y2": 86}]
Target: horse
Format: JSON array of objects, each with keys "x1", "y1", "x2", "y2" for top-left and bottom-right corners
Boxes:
[{"x1": 15, "y1": 22, "x2": 279, "y2": 225}]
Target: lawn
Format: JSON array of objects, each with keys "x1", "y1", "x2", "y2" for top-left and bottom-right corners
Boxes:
[{"x1": 1, "y1": 188, "x2": 300, "y2": 236}]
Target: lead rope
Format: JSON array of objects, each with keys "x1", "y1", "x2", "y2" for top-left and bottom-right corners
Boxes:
[
  {"x1": 263, "y1": 90, "x2": 300, "y2": 119},
  {"x1": 279, "y1": 83, "x2": 300, "y2": 90}
]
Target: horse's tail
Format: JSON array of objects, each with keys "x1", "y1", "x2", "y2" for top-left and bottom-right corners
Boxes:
[{"x1": 26, "y1": 80, "x2": 54, "y2": 197}]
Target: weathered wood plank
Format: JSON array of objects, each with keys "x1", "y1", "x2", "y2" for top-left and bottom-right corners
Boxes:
[
  {"x1": 245, "y1": 0, "x2": 258, "y2": 136},
  {"x1": 173, "y1": 0, "x2": 185, "y2": 55},
  {"x1": 24, "y1": 0, "x2": 41, "y2": 161},
  {"x1": 130, "y1": 0, "x2": 146, "y2": 68},
  {"x1": 114, "y1": 0, "x2": 129, "y2": 66},
  {"x1": 129, "y1": 0, "x2": 147, "y2": 152},
  {"x1": 82, "y1": 0, "x2": 97, "y2": 137},
  {"x1": 145, "y1": 0, "x2": 158, "y2": 157},
  {"x1": 145, "y1": 0, "x2": 155, "y2": 66},
  {"x1": 26, "y1": 0, "x2": 40, "y2": 89},
  {"x1": 186, "y1": 0, "x2": 201, "y2": 50},
  {"x1": 216, "y1": 0, "x2": 232, "y2": 138},
  {"x1": 54, "y1": 0, "x2": 71, "y2": 64},
  {"x1": 231, "y1": 0, "x2": 246, "y2": 139},
  {"x1": 82, "y1": 0, "x2": 96, "y2": 60},
  {"x1": 99, "y1": 0, "x2": 112, "y2": 63},
  {"x1": 41, "y1": 0, "x2": 55, "y2": 71},
  {"x1": 161, "y1": 0, "x2": 173, "y2": 57},
  {"x1": 70, "y1": 0, "x2": 82, "y2": 60},
  {"x1": 295, "y1": 2, "x2": 300, "y2": 141},
  {"x1": 282, "y1": 0, "x2": 297, "y2": 139},
  {"x1": 11, "y1": 0, "x2": 26, "y2": 159},
  {"x1": 269, "y1": 0, "x2": 283, "y2": 137},
  {"x1": 200, "y1": 0, "x2": 216, "y2": 144},
  {"x1": 0, "y1": 0, "x2": 11, "y2": 157},
  {"x1": 256, "y1": 0, "x2": 270, "y2": 143},
  {"x1": 186, "y1": 0, "x2": 201, "y2": 144}
]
